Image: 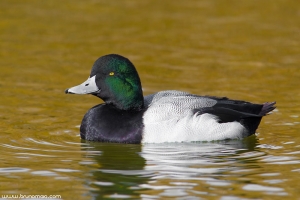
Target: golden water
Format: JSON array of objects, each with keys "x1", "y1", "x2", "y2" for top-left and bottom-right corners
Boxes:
[{"x1": 0, "y1": 1, "x2": 300, "y2": 199}]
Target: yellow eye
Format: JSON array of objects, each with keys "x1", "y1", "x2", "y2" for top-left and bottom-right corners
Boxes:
[{"x1": 109, "y1": 72, "x2": 114, "y2": 76}]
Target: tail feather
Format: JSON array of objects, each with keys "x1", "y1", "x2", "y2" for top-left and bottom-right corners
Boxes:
[
  {"x1": 241, "y1": 101, "x2": 276, "y2": 136},
  {"x1": 259, "y1": 102, "x2": 276, "y2": 116}
]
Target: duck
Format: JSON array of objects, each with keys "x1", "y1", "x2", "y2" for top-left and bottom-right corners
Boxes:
[{"x1": 65, "y1": 54, "x2": 276, "y2": 144}]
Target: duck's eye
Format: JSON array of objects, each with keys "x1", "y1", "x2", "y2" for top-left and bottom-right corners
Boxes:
[{"x1": 109, "y1": 72, "x2": 114, "y2": 76}]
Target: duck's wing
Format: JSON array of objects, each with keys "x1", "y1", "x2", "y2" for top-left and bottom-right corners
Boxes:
[
  {"x1": 195, "y1": 100, "x2": 276, "y2": 135},
  {"x1": 206, "y1": 95, "x2": 275, "y2": 115}
]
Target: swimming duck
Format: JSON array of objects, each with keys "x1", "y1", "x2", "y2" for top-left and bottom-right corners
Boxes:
[{"x1": 65, "y1": 54, "x2": 275, "y2": 144}]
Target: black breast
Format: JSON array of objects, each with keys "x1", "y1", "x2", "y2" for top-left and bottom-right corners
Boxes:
[{"x1": 80, "y1": 104, "x2": 145, "y2": 143}]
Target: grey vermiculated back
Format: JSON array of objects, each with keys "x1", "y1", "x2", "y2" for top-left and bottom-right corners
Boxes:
[{"x1": 143, "y1": 90, "x2": 217, "y2": 122}]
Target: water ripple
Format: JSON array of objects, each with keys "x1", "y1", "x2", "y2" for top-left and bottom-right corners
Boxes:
[
  {"x1": 261, "y1": 155, "x2": 300, "y2": 164},
  {"x1": 243, "y1": 184, "x2": 285, "y2": 192},
  {"x1": 0, "y1": 167, "x2": 30, "y2": 173}
]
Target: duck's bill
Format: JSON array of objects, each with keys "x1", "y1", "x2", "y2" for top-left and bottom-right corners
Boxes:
[{"x1": 65, "y1": 75, "x2": 100, "y2": 94}]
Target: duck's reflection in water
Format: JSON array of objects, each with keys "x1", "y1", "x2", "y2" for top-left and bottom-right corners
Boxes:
[
  {"x1": 81, "y1": 141, "x2": 149, "y2": 199},
  {"x1": 81, "y1": 136, "x2": 259, "y2": 199}
]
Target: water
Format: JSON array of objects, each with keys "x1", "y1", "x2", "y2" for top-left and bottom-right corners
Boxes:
[{"x1": 1, "y1": 0, "x2": 300, "y2": 199}]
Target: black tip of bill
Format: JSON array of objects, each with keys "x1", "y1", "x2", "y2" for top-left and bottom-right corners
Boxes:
[{"x1": 65, "y1": 89, "x2": 73, "y2": 94}]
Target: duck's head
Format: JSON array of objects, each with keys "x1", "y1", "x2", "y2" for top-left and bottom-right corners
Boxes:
[{"x1": 65, "y1": 54, "x2": 144, "y2": 110}]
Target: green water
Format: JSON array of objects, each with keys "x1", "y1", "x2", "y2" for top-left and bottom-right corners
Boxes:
[{"x1": 0, "y1": 1, "x2": 300, "y2": 199}]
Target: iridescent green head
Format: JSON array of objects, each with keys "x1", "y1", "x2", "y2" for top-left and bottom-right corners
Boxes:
[{"x1": 66, "y1": 54, "x2": 144, "y2": 110}]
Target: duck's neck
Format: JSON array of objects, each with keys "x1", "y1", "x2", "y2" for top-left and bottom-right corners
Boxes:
[
  {"x1": 111, "y1": 93, "x2": 144, "y2": 111},
  {"x1": 97, "y1": 89, "x2": 144, "y2": 111}
]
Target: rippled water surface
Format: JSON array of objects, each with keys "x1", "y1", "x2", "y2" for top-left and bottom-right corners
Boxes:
[{"x1": 1, "y1": 1, "x2": 300, "y2": 199}]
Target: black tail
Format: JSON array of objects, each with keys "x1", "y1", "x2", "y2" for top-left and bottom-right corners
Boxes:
[
  {"x1": 259, "y1": 102, "x2": 276, "y2": 116},
  {"x1": 242, "y1": 101, "x2": 276, "y2": 136}
]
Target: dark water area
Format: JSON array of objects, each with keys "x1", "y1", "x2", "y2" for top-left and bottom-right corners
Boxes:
[{"x1": 0, "y1": 1, "x2": 300, "y2": 199}]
